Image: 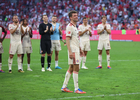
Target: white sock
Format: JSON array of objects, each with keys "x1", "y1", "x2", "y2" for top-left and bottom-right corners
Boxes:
[
  {"x1": 98, "y1": 55, "x2": 102, "y2": 66},
  {"x1": 55, "y1": 61, "x2": 58, "y2": 67},
  {"x1": 27, "y1": 64, "x2": 30, "y2": 68},
  {"x1": 79, "y1": 56, "x2": 83, "y2": 68},
  {"x1": 107, "y1": 55, "x2": 110, "y2": 66},
  {"x1": 82, "y1": 56, "x2": 86, "y2": 67},
  {"x1": 21, "y1": 63, "x2": 23, "y2": 70},
  {"x1": 73, "y1": 71, "x2": 79, "y2": 90},
  {"x1": 8, "y1": 57, "x2": 13, "y2": 70},
  {"x1": 0, "y1": 63, "x2": 2, "y2": 70},
  {"x1": 62, "y1": 70, "x2": 72, "y2": 88},
  {"x1": 17, "y1": 56, "x2": 22, "y2": 70}
]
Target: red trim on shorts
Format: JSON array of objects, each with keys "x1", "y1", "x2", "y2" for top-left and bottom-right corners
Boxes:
[
  {"x1": 66, "y1": 36, "x2": 71, "y2": 38},
  {"x1": 73, "y1": 71, "x2": 78, "y2": 74},
  {"x1": 67, "y1": 70, "x2": 72, "y2": 74},
  {"x1": 73, "y1": 52, "x2": 76, "y2": 64},
  {"x1": 9, "y1": 44, "x2": 11, "y2": 53}
]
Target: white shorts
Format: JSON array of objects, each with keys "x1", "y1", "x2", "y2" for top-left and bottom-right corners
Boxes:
[
  {"x1": 80, "y1": 40, "x2": 91, "y2": 51},
  {"x1": 0, "y1": 43, "x2": 4, "y2": 54},
  {"x1": 68, "y1": 52, "x2": 80, "y2": 65},
  {"x1": 9, "y1": 42, "x2": 23, "y2": 55},
  {"x1": 97, "y1": 40, "x2": 111, "y2": 50},
  {"x1": 23, "y1": 47, "x2": 32, "y2": 54},
  {"x1": 51, "y1": 40, "x2": 61, "y2": 51}
]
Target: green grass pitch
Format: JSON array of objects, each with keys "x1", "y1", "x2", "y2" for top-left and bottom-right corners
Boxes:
[{"x1": 0, "y1": 39, "x2": 140, "y2": 100}]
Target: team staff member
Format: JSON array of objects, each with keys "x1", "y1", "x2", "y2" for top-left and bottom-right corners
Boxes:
[{"x1": 39, "y1": 15, "x2": 53, "y2": 72}]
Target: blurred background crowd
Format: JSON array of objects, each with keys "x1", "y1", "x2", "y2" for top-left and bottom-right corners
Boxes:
[{"x1": 0, "y1": 0, "x2": 140, "y2": 30}]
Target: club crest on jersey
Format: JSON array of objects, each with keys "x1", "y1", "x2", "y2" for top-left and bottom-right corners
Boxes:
[{"x1": 76, "y1": 60, "x2": 79, "y2": 62}]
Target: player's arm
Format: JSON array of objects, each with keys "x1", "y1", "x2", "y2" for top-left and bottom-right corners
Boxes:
[
  {"x1": 0, "y1": 26, "x2": 7, "y2": 43},
  {"x1": 97, "y1": 25, "x2": 104, "y2": 34},
  {"x1": 21, "y1": 28, "x2": 27, "y2": 40},
  {"x1": 79, "y1": 26, "x2": 88, "y2": 36},
  {"x1": 29, "y1": 27, "x2": 33, "y2": 38},
  {"x1": 105, "y1": 25, "x2": 111, "y2": 34},
  {"x1": 9, "y1": 23, "x2": 19, "y2": 34},
  {"x1": 50, "y1": 25, "x2": 53, "y2": 35},
  {"x1": 39, "y1": 24, "x2": 47, "y2": 35},
  {"x1": 20, "y1": 22, "x2": 24, "y2": 34},
  {"x1": 66, "y1": 26, "x2": 73, "y2": 59},
  {"x1": 88, "y1": 27, "x2": 92, "y2": 36},
  {"x1": 59, "y1": 25, "x2": 62, "y2": 35}
]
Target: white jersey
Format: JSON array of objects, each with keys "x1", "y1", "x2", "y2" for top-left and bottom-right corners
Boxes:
[
  {"x1": 8, "y1": 23, "x2": 22, "y2": 43},
  {"x1": 97, "y1": 23, "x2": 111, "y2": 41},
  {"x1": 78, "y1": 24, "x2": 91, "y2": 41},
  {"x1": 66, "y1": 23, "x2": 79, "y2": 52},
  {"x1": 22, "y1": 26, "x2": 32, "y2": 47}
]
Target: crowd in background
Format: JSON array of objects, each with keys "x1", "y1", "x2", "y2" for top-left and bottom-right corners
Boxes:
[{"x1": 0, "y1": 0, "x2": 140, "y2": 31}]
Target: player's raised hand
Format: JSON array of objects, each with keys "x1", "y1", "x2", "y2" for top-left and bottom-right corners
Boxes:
[
  {"x1": 46, "y1": 26, "x2": 48, "y2": 31},
  {"x1": 104, "y1": 25, "x2": 106, "y2": 30},
  {"x1": 50, "y1": 26, "x2": 53, "y2": 32},
  {"x1": 17, "y1": 22, "x2": 19, "y2": 27}
]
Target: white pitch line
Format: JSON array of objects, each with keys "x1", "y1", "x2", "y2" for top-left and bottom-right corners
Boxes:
[
  {"x1": 2, "y1": 59, "x2": 140, "y2": 66},
  {"x1": 45, "y1": 92, "x2": 140, "y2": 100}
]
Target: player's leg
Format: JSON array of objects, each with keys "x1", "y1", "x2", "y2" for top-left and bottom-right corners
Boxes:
[
  {"x1": 73, "y1": 64, "x2": 86, "y2": 94},
  {"x1": 46, "y1": 41, "x2": 52, "y2": 71},
  {"x1": 105, "y1": 41, "x2": 111, "y2": 69},
  {"x1": 61, "y1": 64, "x2": 73, "y2": 92},
  {"x1": 55, "y1": 40, "x2": 62, "y2": 69},
  {"x1": 17, "y1": 43, "x2": 24, "y2": 72},
  {"x1": 79, "y1": 41, "x2": 84, "y2": 69},
  {"x1": 21, "y1": 54, "x2": 24, "y2": 71},
  {"x1": 40, "y1": 41, "x2": 46, "y2": 72},
  {"x1": 0, "y1": 54, "x2": 4, "y2": 72},
  {"x1": 96, "y1": 40, "x2": 103, "y2": 69},
  {"x1": 81, "y1": 51, "x2": 88, "y2": 69},
  {"x1": 27, "y1": 53, "x2": 32, "y2": 71},
  {"x1": 8, "y1": 54, "x2": 14, "y2": 73},
  {"x1": 106, "y1": 50, "x2": 111, "y2": 69},
  {"x1": 0, "y1": 44, "x2": 4, "y2": 72},
  {"x1": 8, "y1": 43, "x2": 16, "y2": 73}
]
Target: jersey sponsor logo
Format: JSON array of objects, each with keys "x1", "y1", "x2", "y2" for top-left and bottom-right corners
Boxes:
[{"x1": 76, "y1": 60, "x2": 79, "y2": 63}]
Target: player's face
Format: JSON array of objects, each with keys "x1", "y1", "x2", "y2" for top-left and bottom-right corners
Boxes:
[
  {"x1": 43, "y1": 16, "x2": 48, "y2": 22},
  {"x1": 83, "y1": 19, "x2": 88, "y2": 24},
  {"x1": 102, "y1": 17, "x2": 107, "y2": 23},
  {"x1": 71, "y1": 13, "x2": 78, "y2": 22},
  {"x1": 13, "y1": 16, "x2": 19, "y2": 23},
  {"x1": 52, "y1": 17, "x2": 57, "y2": 23},
  {"x1": 24, "y1": 20, "x2": 28, "y2": 25}
]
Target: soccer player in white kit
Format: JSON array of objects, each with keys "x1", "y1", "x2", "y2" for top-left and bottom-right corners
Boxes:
[
  {"x1": 8, "y1": 15, "x2": 24, "y2": 73},
  {"x1": 61, "y1": 11, "x2": 86, "y2": 94},
  {"x1": 0, "y1": 25, "x2": 7, "y2": 73},
  {"x1": 78, "y1": 17, "x2": 92, "y2": 69},
  {"x1": 96, "y1": 16, "x2": 111, "y2": 69},
  {"x1": 21, "y1": 19, "x2": 33, "y2": 71}
]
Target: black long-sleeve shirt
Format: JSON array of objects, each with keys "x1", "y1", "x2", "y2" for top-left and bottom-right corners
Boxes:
[{"x1": 39, "y1": 23, "x2": 53, "y2": 41}]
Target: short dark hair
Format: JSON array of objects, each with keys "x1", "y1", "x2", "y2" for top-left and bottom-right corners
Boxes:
[
  {"x1": 42, "y1": 15, "x2": 47, "y2": 18},
  {"x1": 101, "y1": 15, "x2": 107, "y2": 19},
  {"x1": 23, "y1": 19, "x2": 28, "y2": 25},
  {"x1": 52, "y1": 15, "x2": 57, "y2": 18},
  {"x1": 12, "y1": 15, "x2": 18, "y2": 19},
  {"x1": 83, "y1": 17, "x2": 87, "y2": 20},
  {"x1": 68, "y1": 10, "x2": 77, "y2": 18}
]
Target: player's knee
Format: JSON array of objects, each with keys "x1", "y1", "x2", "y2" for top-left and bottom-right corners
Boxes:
[
  {"x1": 42, "y1": 54, "x2": 45, "y2": 57},
  {"x1": 47, "y1": 54, "x2": 51, "y2": 56},
  {"x1": 9, "y1": 55, "x2": 14, "y2": 58}
]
